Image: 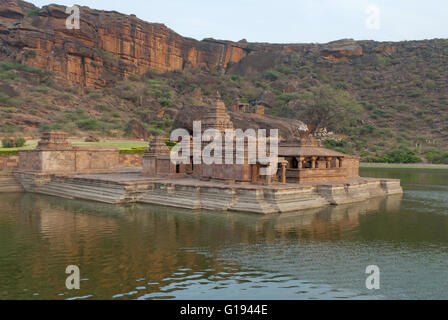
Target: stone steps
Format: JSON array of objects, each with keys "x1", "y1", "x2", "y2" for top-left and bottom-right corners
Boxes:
[
  {"x1": 13, "y1": 171, "x2": 404, "y2": 214},
  {"x1": 140, "y1": 184, "x2": 201, "y2": 209},
  {"x1": 0, "y1": 175, "x2": 24, "y2": 193},
  {"x1": 34, "y1": 178, "x2": 131, "y2": 203}
]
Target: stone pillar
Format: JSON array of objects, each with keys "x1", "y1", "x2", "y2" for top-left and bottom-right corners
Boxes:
[
  {"x1": 251, "y1": 164, "x2": 258, "y2": 184},
  {"x1": 339, "y1": 157, "x2": 344, "y2": 168},
  {"x1": 142, "y1": 136, "x2": 170, "y2": 176},
  {"x1": 281, "y1": 163, "x2": 287, "y2": 184},
  {"x1": 298, "y1": 157, "x2": 304, "y2": 169},
  {"x1": 327, "y1": 157, "x2": 333, "y2": 169},
  {"x1": 311, "y1": 156, "x2": 317, "y2": 169}
]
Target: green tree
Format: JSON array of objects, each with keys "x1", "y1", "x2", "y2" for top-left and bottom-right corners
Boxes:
[{"x1": 296, "y1": 85, "x2": 363, "y2": 134}]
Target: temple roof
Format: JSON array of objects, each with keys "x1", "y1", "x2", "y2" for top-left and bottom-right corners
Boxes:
[
  {"x1": 277, "y1": 146, "x2": 347, "y2": 157},
  {"x1": 278, "y1": 138, "x2": 347, "y2": 157}
]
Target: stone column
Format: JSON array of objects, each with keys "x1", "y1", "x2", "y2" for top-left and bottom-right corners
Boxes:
[
  {"x1": 311, "y1": 156, "x2": 317, "y2": 169},
  {"x1": 281, "y1": 163, "x2": 287, "y2": 184},
  {"x1": 251, "y1": 164, "x2": 258, "y2": 184},
  {"x1": 327, "y1": 157, "x2": 333, "y2": 169},
  {"x1": 339, "y1": 157, "x2": 344, "y2": 168},
  {"x1": 298, "y1": 157, "x2": 304, "y2": 169}
]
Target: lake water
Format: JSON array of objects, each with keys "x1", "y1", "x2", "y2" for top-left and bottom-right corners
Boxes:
[{"x1": 1, "y1": 168, "x2": 448, "y2": 300}]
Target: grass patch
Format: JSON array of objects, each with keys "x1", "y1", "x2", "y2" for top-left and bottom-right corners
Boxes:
[
  {"x1": 360, "y1": 163, "x2": 448, "y2": 169},
  {"x1": 0, "y1": 150, "x2": 19, "y2": 156},
  {"x1": 119, "y1": 147, "x2": 146, "y2": 154},
  {"x1": 0, "y1": 139, "x2": 148, "y2": 151}
]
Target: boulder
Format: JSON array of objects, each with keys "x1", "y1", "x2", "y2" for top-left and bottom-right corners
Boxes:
[
  {"x1": 85, "y1": 135, "x2": 100, "y2": 142},
  {"x1": 173, "y1": 105, "x2": 308, "y2": 140},
  {"x1": 319, "y1": 39, "x2": 363, "y2": 61},
  {"x1": 125, "y1": 119, "x2": 150, "y2": 139}
]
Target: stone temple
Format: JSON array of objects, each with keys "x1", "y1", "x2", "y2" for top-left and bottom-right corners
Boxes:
[
  {"x1": 141, "y1": 93, "x2": 360, "y2": 186},
  {"x1": 13, "y1": 96, "x2": 403, "y2": 214}
]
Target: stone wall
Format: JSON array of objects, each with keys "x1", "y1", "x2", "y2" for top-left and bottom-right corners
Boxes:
[
  {"x1": 0, "y1": 155, "x2": 19, "y2": 172},
  {"x1": 19, "y1": 147, "x2": 119, "y2": 174},
  {"x1": 119, "y1": 154, "x2": 143, "y2": 167},
  {"x1": 286, "y1": 168, "x2": 349, "y2": 184},
  {"x1": 345, "y1": 156, "x2": 360, "y2": 178}
]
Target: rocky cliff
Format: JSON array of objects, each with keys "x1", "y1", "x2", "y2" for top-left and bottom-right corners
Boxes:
[
  {"x1": 1, "y1": 0, "x2": 448, "y2": 162},
  {"x1": 0, "y1": 0, "x2": 248, "y2": 88},
  {"x1": 0, "y1": 0, "x2": 404, "y2": 89}
]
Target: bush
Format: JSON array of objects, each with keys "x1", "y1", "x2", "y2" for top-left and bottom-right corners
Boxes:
[
  {"x1": 264, "y1": 69, "x2": 281, "y2": 81},
  {"x1": 365, "y1": 148, "x2": 422, "y2": 163},
  {"x1": 128, "y1": 74, "x2": 141, "y2": 81},
  {"x1": 158, "y1": 97, "x2": 174, "y2": 107},
  {"x1": 395, "y1": 103, "x2": 410, "y2": 111},
  {"x1": 38, "y1": 123, "x2": 64, "y2": 132},
  {"x1": 147, "y1": 127, "x2": 163, "y2": 136},
  {"x1": 0, "y1": 93, "x2": 20, "y2": 106},
  {"x1": 36, "y1": 86, "x2": 50, "y2": 93},
  {"x1": 323, "y1": 139, "x2": 352, "y2": 154},
  {"x1": 424, "y1": 79, "x2": 436, "y2": 90},
  {"x1": 1, "y1": 138, "x2": 14, "y2": 148},
  {"x1": 276, "y1": 66, "x2": 294, "y2": 74},
  {"x1": 407, "y1": 90, "x2": 422, "y2": 98},
  {"x1": 89, "y1": 92, "x2": 102, "y2": 99},
  {"x1": 94, "y1": 103, "x2": 112, "y2": 112},
  {"x1": 15, "y1": 138, "x2": 26, "y2": 147},
  {"x1": 0, "y1": 61, "x2": 50, "y2": 76},
  {"x1": 1, "y1": 138, "x2": 26, "y2": 148},
  {"x1": 0, "y1": 150, "x2": 19, "y2": 156},
  {"x1": 0, "y1": 70, "x2": 18, "y2": 80},
  {"x1": 27, "y1": 9, "x2": 40, "y2": 17},
  {"x1": 0, "y1": 92, "x2": 9, "y2": 103},
  {"x1": 334, "y1": 82, "x2": 348, "y2": 90},
  {"x1": 276, "y1": 93, "x2": 301, "y2": 103},
  {"x1": 23, "y1": 50, "x2": 37, "y2": 59},
  {"x1": 119, "y1": 147, "x2": 146, "y2": 154},
  {"x1": 76, "y1": 118, "x2": 100, "y2": 130},
  {"x1": 425, "y1": 148, "x2": 448, "y2": 164}
]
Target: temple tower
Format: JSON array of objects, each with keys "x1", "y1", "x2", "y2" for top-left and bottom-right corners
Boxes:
[{"x1": 201, "y1": 92, "x2": 234, "y2": 134}]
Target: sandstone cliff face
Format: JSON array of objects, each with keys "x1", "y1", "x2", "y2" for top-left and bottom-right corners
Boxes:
[
  {"x1": 0, "y1": 0, "x2": 248, "y2": 88},
  {"x1": 319, "y1": 39, "x2": 363, "y2": 61}
]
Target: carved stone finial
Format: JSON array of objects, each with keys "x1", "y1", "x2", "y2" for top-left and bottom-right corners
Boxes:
[
  {"x1": 146, "y1": 136, "x2": 170, "y2": 155},
  {"x1": 36, "y1": 130, "x2": 73, "y2": 150}
]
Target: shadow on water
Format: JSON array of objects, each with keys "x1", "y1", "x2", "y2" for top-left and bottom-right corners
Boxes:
[{"x1": 0, "y1": 167, "x2": 447, "y2": 299}]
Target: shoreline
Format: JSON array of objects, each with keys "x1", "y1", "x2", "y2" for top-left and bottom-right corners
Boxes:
[{"x1": 360, "y1": 163, "x2": 448, "y2": 169}]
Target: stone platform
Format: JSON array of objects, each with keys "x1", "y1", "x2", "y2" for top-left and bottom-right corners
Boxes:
[{"x1": 13, "y1": 168, "x2": 403, "y2": 214}]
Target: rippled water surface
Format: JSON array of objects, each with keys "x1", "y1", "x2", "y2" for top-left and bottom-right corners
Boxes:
[{"x1": 1, "y1": 168, "x2": 448, "y2": 300}]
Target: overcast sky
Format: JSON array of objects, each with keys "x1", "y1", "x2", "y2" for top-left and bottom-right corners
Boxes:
[{"x1": 29, "y1": 0, "x2": 447, "y2": 43}]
